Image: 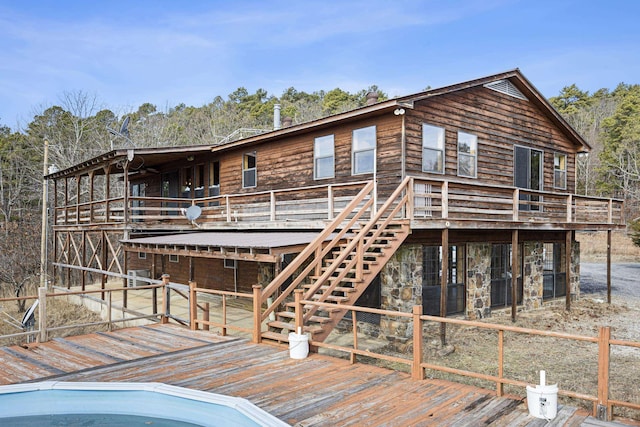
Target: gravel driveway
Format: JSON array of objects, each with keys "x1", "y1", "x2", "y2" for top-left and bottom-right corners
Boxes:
[{"x1": 580, "y1": 262, "x2": 640, "y2": 297}]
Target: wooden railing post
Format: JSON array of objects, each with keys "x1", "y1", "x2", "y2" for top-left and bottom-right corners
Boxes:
[
  {"x1": 189, "y1": 281, "x2": 197, "y2": 331},
  {"x1": 38, "y1": 287, "x2": 47, "y2": 343},
  {"x1": 107, "y1": 291, "x2": 112, "y2": 332},
  {"x1": 412, "y1": 305, "x2": 423, "y2": 380},
  {"x1": 441, "y1": 181, "x2": 449, "y2": 219},
  {"x1": 327, "y1": 185, "x2": 334, "y2": 220},
  {"x1": 566, "y1": 194, "x2": 573, "y2": 223},
  {"x1": 497, "y1": 329, "x2": 504, "y2": 396},
  {"x1": 356, "y1": 239, "x2": 364, "y2": 281},
  {"x1": 160, "y1": 274, "x2": 170, "y2": 324},
  {"x1": 294, "y1": 289, "x2": 304, "y2": 334},
  {"x1": 225, "y1": 195, "x2": 231, "y2": 222},
  {"x1": 270, "y1": 191, "x2": 276, "y2": 221},
  {"x1": 608, "y1": 199, "x2": 613, "y2": 224},
  {"x1": 204, "y1": 303, "x2": 210, "y2": 331},
  {"x1": 351, "y1": 310, "x2": 358, "y2": 364},
  {"x1": 407, "y1": 177, "x2": 414, "y2": 220},
  {"x1": 513, "y1": 188, "x2": 519, "y2": 221},
  {"x1": 596, "y1": 326, "x2": 611, "y2": 421},
  {"x1": 252, "y1": 285, "x2": 262, "y2": 343}
]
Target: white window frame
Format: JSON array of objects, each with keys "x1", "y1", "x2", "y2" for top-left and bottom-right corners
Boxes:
[
  {"x1": 138, "y1": 252, "x2": 147, "y2": 260},
  {"x1": 554, "y1": 152, "x2": 567, "y2": 190},
  {"x1": 242, "y1": 152, "x2": 257, "y2": 188},
  {"x1": 314, "y1": 134, "x2": 335, "y2": 180},
  {"x1": 169, "y1": 254, "x2": 179, "y2": 263},
  {"x1": 457, "y1": 131, "x2": 477, "y2": 178},
  {"x1": 422, "y1": 124, "x2": 445, "y2": 174},
  {"x1": 351, "y1": 126, "x2": 376, "y2": 175}
]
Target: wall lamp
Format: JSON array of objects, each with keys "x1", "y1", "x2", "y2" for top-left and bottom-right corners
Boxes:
[{"x1": 394, "y1": 108, "x2": 405, "y2": 115}]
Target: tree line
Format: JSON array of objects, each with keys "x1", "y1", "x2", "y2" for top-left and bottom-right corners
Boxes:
[{"x1": 0, "y1": 81, "x2": 639, "y2": 305}]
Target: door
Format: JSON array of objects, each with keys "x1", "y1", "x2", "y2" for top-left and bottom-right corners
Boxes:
[
  {"x1": 515, "y1": 146, "x2": 542, "y2": 211},
  {"x1": 161, "y1": 171, "x2": 179, "y2": 215}
]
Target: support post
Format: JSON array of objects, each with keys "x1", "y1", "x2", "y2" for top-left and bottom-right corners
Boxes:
[
  {"x1": 204, "y1": 303, "x2": 210, "y2": 331},
  {"x1": 38, "y1": 287, "x2": 47, "y2": 343},
  {"x1": 566, "y1": 230, "x2": 572, "y2": 311},
  {"x1": 160, "y1": 274, "x2": 170, "y2": 324},
  {"x1": 412, "y1": 305, "x2": 423, "y2": 380},
  {"x1": 607, "y1": 230, "x2": 612, "y2": 304},
  {"x1": 107, "y1": 291, "x2": 112, "y2": 332},
  {"x1": 351, "y1": 310, "x2": 358, "y2": 364},
  {"x1": 40, "y1": 139, "x2": 49, "y2": 291},
  {"x1": 294, "y1": 289, "x2": 304, "y2": 334},
  {"x1": 497, "y1": 329, "x2": 504, "y2": 396},
  {"x1": 440, "y1": 228, "x2": 449, "y2": 345},
  {"x1": 189, "y1": 281, "x2": 197, "y2": 331},
  {"x1": 511, "y1": 230, "x2": 519, "y2": 322},
  {"x1": 252, "y1": 285, "x2": 262, "y2": 343},
  {"x1": 596, "y1": 326, "x2": 611, "y2": 421}
]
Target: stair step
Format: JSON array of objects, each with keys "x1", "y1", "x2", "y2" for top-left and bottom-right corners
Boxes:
[
  {"x1": 311, "y1": 294, "x2": 349, "y2": 303},
  {"x1": 277, "y1": 311, "x2": 331, "y2": 324},
  {"x1": 267, "y1": 321, "x2": 324, "y2": 335},
  {"x1": 302, "y1": 284, "x2": 356, "y2": 293},
  {"x1": 286, "y1": 302, "x2": 343, "y2": 313},
  {"x1": 261, "y1": 330, "x2": 290, "y2": 342},
  {"x1": 310, "y1": 276, "x2": 364, "y2": 284}
]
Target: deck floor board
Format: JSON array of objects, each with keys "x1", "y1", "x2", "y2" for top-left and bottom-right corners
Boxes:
[{"x1": 0, "y1": 324, "x2": 610, "y2": 426}]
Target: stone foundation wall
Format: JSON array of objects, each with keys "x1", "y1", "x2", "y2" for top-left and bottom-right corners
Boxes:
[
  {"x1": 571, "y1": 240, "x2": 580, "y2": 299},
  {"x1": 466, "y1": 243, "x2": 491, "y2": 320},
  {"x1": 522, "y1": 241, "x2": 543, "y2": 310}
]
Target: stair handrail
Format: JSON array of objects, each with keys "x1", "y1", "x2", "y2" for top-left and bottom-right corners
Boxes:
[
  {"x1": 300, "y1": 176, "x2": 412, "y2": 321},
  {"x1": 260, "y1": 181, "x2": 375, "y2": 321}
]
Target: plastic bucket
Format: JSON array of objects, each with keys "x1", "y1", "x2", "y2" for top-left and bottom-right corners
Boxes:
[
  {"x1": 288, "y1": 332, "x2": 309, "y2": 359},
  {"x1": 526, "y1": 384, "x2": 558, "y2": 420}
]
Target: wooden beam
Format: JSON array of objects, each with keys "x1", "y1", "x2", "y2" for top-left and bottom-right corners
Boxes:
[
  {"x1": 607, "y1": 230, "x2": 612, "y2": 304},
  {"x1": 566, "y1": 230, "x2": 572, "y2": 311},
  {"x1": 440, "y1": 227, "x2": 449, "y2": 345},
  {"x1": 511, "y1": 230, "x2": 518, "y2": 322}
]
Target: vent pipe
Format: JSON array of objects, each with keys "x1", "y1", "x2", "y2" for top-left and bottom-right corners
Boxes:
[{"x1": 274, "y1": 104, "x2": 281, "y2": 130}]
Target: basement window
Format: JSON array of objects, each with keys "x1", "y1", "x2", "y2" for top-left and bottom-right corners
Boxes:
[
  {"x1": 224, "y1": 259, "x2": 237, "y2": 269},
  {"x1": 169, "y1": 254, "x2": 179, "y2": 263},
  {"x1": 138, "y1": 252, "x2": 147, "y2": 260}
]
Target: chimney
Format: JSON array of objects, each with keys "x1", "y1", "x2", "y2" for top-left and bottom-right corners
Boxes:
[
  {"x1": 282, "y1": 116, "x2": 293, "y2": 127},
  {"x1": 366, "y1": 91, "x2": 378, "y2": 106},
  {"x1": 273, "y1": 104, "x2": 281, "y2": 130}
]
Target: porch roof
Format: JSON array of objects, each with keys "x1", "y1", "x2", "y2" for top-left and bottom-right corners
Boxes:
[{"x1": 122, "y1": 231, "x2": 331, "y2": 262}]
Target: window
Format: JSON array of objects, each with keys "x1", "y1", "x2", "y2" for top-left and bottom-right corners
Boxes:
[
  {"x1": 554, "y1": 153, "x2": 567, "y2": 190},
  {"x1": 421, "y1": 245, "x2": 465, "y2": 316},
  {"x1": 543, "y1": 243, "x2": 566, "y2": 299},
  {"x1": 209, "y1": 161, "x2": 220, "y2": 197},
  {"x1": 490, "y1": 244, "x2": 522, "y2": 308},
  {"x1": 169, "y1": 254, "x2": 179, "y2": 263},
  {"x1": 194, "y1": 164, "x2": 205, "y2": 198},
  {"x1": 352, "y1": 126, "x2": 376, "y2": 175},
  {"x1": 314, "y1": 135, "x2": 335, "y2": 179},
  {"x1": 224, "y1": 259, "x2": 237, "y2": 269},
  {"x1": 458, "y1": 132, "x2": 477, "y2": 178},
  {"x1": 242, "y1": 152, "x2": 256, "y2": 188},
  {"x1": 422, "y1": 124, "x2": 445, "y2": 173},
  {"x1": 181, "y1": 167, "x2": 192, "y2": 198},
  {"x1": 138, "y1": 252, "x2": 147, "y2": 260}
]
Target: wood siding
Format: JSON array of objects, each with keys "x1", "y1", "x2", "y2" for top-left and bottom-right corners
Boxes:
[{"x1": 405, "y1": 85, "x2": 577, "y2": 193}]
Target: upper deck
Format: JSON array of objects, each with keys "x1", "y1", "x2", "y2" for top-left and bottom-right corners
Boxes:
[{"x1": 52, "y1": 176, "x2": 624, "y2": 232}]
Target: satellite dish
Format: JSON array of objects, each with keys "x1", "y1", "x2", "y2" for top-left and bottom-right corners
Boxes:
[
  {"x1": 185, "y1": 205, "x2": 202, "y2": 221},
  {"x1": 120, "y1": 116, "x2": 130, "y2": 138},
  {"x1": 21, "y1": 300, "x2": 39, "y2": 329}
]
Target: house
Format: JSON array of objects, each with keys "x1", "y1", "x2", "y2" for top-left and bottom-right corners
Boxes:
[{"x1": 47, "y1": 69, "x2": 624, "y2": 345}]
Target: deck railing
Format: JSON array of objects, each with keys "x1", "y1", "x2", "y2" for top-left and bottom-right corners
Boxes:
[
  {"x1": 3, "y1": 281, "x2": 638, "y2": 422},
  {"x1": 53, "y1": 177, "x2": 625, "y2": 227}
]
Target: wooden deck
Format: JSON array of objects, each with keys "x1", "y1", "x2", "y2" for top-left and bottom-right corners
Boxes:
[{"x1": 0, "y1": 324, "x2": 624, "y2": 426}]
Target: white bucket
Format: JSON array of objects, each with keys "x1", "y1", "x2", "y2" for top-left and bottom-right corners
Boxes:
[
  {"x1": 288, "y1": 332, "x2": 309, "y2": 359},
  {"x1": 526, "y1": 384, "x2": 558, "y2": 420}
]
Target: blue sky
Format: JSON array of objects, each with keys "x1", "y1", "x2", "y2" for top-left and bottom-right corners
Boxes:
[{"x1": 1, "y1": 0, "x2": 638, "y2": 130}]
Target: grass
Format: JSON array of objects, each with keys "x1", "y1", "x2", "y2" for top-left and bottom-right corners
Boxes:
[{"x1": 577, "y1": 230, "x2": 640, "y2": 263}]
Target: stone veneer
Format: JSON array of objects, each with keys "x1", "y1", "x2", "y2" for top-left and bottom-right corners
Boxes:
[
  {"x1": 465, "y1": 243, "x2": 492, "y2": 319},
  {"x1": 522, "y1": 241, "x2": 544, "y2": 311}
]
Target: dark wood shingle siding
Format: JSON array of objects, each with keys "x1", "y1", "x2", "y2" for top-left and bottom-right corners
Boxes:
[{"x1": 405, "y1": 86, "x2": 577, "y2": 192}]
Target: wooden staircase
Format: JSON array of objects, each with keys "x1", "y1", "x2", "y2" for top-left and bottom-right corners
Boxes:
[{"x1": 260, "y1": 177, "x2": 413, "y2": 344}]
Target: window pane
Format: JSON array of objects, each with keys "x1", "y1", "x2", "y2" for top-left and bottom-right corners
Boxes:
[
  {"x1": 458, "y1": 132, "x2": 477, "y2": 154},
  {"x1": 315, "y1": 157, "x2": 334, "y2": 179},
  {"x1": 243, "y1": 169, "x2": 256, "y2": 187},
  {"x1": 423, "y1": 148, "x2": 443, "y2": 173},
  {"x1": 315, "y1": 135, "x2": 334, "y2": 157},
  {"x1": 244, "y1": 153, "x2": 256, "y2": 169},
  {"x1": 353, "y1": 126, "x2": 376, "y2": 151},
  {"x1": 354, "y1": 150, "x2": 374, "y2": 174},
  {"x1": 423, "y1": 124, "x2": 444, "y2": 149},
  {"x1": 458, "y1": 153, "x2": 476, "y2": 177}
]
